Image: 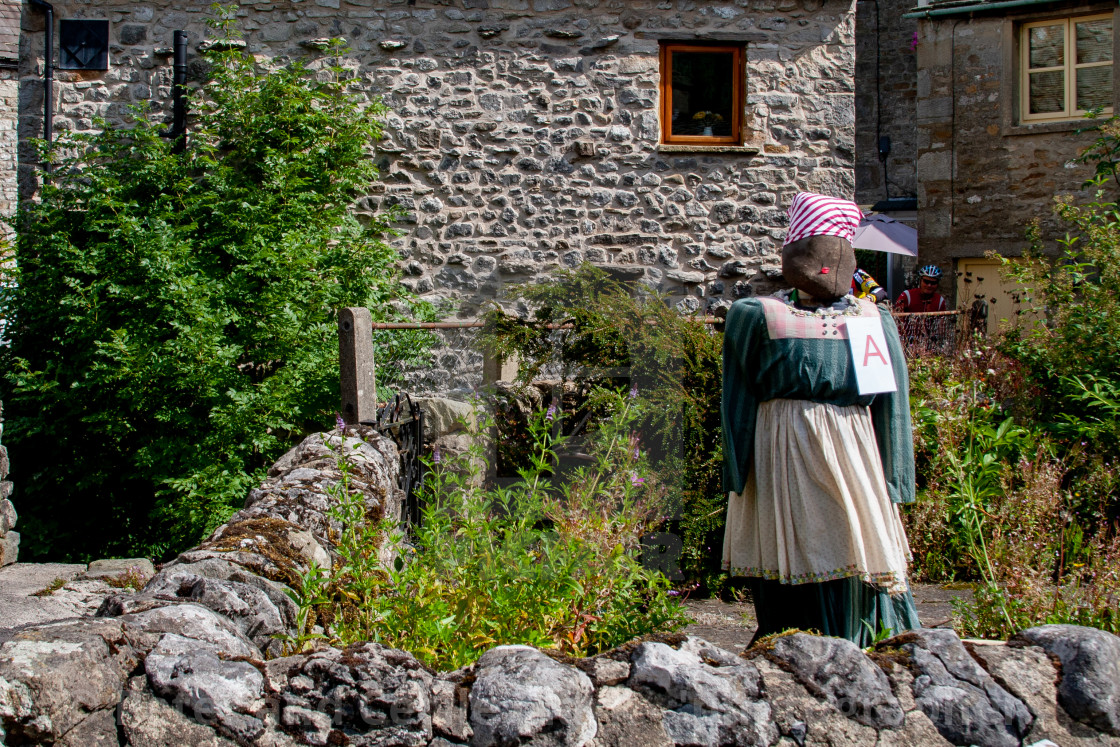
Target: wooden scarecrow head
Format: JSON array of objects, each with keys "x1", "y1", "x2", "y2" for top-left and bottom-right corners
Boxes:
[{"x1": 781, "y1": 192, "x2": 862, "y2": 302}]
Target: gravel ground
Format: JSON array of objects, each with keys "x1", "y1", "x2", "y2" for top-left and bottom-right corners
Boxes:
[{"x1": 682, "y1": 582, "x2": 975, "y2": 654}]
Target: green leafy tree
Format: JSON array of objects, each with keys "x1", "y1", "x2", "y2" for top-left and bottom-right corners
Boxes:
[{"x1": 0, "y1": 19, "x2": 417, "y2": 560}]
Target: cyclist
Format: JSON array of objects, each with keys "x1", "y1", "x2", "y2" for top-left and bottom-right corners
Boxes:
[{"x1": 895, "y1": 265, "x2": 948, "y2": 313}]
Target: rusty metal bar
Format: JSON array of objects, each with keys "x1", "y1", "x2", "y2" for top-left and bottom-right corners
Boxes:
[
  {"x1": 892, "y1": 310, "x2": 963, "y2": 318},
  {"x1": 371, "y1": 317, "x2": 724, "y2": 330}
]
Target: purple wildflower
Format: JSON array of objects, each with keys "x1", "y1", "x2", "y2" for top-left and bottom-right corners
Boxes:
[
  {"x1": 630, "y1": 472, "x2": 645, "y2": 486},
  {"x1": 433, "y1": 445, "x2": 441, "y2": 465},
  {"x1": 629, "y1": 384, "x2": 638, "y2": 400},
  {"x1": 668, "y1": 590, "x2": 680, "y2": 596},
  {"x1": 546, "y1": 401, "x2": 558, "y2": 421},
  {"x1": 335, "y1": 413, "x2": 346, "y2": 431}
]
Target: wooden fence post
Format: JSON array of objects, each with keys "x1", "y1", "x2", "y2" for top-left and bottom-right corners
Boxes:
[{"x1": 339, "y1": 307, "x2": 377, "y2": 425}]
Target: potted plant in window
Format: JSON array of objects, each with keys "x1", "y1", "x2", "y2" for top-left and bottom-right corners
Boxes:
[{"x1": 692, "y1": 110, "x2": 724, "y2": 136}]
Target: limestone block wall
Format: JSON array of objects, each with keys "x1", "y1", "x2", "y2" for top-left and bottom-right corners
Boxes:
[
  {"x1": 854, "y1": 0, "x2": 917, "y2": 205},
  {"x1": 914, "y1": 11, "x2": 1107, "y2": 291},
  {"x1": 17, "y1": 0, "x2": 858, "y2": 317}
]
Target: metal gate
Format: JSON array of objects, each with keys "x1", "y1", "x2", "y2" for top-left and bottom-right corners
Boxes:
[{"x1": 367, "y1": 392, "x2": 425, "y2": 529}]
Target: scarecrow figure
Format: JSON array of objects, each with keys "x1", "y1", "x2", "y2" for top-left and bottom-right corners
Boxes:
[{"x1": 721, "y1": 192, "x2": 921, "y2": 645}]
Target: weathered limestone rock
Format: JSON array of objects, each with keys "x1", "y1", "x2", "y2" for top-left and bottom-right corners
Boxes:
[
  {"x1": 0, "y1": 618, "x2": 136, "y2": 744},
  {"x1": 628, "y1": 640, "x2": 778, "y2": 746},
  {"x1": 239, "y1": 429, "x2": 402, "y2": 570},
  {"x1": 764, "y1": 632, "x2": 904, "y2": 729},
  {"x1": 119, "y1": 676, "x2": 239, "y2": 747},
  {"x1": 270, "y1": 643, "x2": 434, "y2": 747},
  {"x1": 0, "y1": 399, "x2": 16, "y2": 568},
  {"x1": 137, "y1": 555, "x2": 299, "y2": 641},
  {"x1": 752, "y1": 655, "x2": 884, "y2": 746},
  {"x1": 122, "y1": 602, "x2": 261, "y2": 659},
  {"x1": 591, "y1": 686, "x2": 671, "y2": 747},
  {"x1": 470, "y1": 645, "x2": 597, "y2": 747},
  {"x1": 430, "y1": 669, "x2": 473, "y2": 743},
  {"x1": 0, "y1": 528, "x2": 18, "y2": 568},
  {"x1": 82, "y1": 557, "x2": 157, "y2": 580},
  {"x1": 1014, "y1": 625, "x2": 1120, "y2": 736},
  {"x1": 967, "y1": 640, "x2": 1117, "y2": 747},
  {"x1": 159, "y1": 574, "x2": 288, "y2": 656},
  {"x1": 145, "y1": 633, "x2": 267, "y2": 742},
  {"x1": 895, "y1": 628, "x2": 1033, "y2": 747}
]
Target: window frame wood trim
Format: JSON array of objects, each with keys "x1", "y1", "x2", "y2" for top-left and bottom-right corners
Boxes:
[
  {"x1": 659, "y1": 41, "x2": 744, "y2": 145},
  {"x1": 1020, "y1": 13, "x2": 1114, "y2": 123}
]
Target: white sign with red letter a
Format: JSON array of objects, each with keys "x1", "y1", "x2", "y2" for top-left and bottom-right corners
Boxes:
[{"x1": 845, "y1": 316, "x2": 897, "y2": 395}]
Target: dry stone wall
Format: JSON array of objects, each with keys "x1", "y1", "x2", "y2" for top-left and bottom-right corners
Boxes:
[
  {"x1": 2, "y1": 425, "x2": 1120, "y2": 746},
  {"x1": 18, "y1": 0, "x2": 857, "y2": 317},
  {"x1": 0, "y1": 400, "x2": 16, "y2": 567}
]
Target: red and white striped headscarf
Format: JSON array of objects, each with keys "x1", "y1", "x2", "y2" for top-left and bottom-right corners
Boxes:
[{"x1": 783, "y1": 192, "x2": 863, "y2": 246}]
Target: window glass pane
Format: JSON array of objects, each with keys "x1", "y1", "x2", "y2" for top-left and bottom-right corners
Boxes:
[
  {"x1": 670, "y1": 50, "x2": 735, "y2": 137},
  {"x1": 1029, "y1": 70, "x2": 1065, "y2": 113},
  {"x1": 1077, "y1": 65, "x2": 1113, "y2": 110},
  {"x1": 1076, "y1": 19, "x2": 1113, "y2": 64},
  {"x1": 1029, "y1": 24, "x2": 1065, "y2": 68}
]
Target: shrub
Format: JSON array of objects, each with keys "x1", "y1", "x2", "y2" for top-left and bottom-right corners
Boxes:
[
  {"x1": 285, "y1": 388, "x2": 688, "y2": 669},
  {"x1": 477, "y1": 265, "x2": 725, "y2": 587},
  {"x1": 903, "y1": 179, "x2": 1120, "y2": 636},
  {"x1": 0, "y1": 18, "x2": 420, "y2": 561}
]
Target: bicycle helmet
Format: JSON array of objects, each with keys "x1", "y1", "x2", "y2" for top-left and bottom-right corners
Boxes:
[{"x1": 917, "y1": 264, "x2": 943, "y2": 279}]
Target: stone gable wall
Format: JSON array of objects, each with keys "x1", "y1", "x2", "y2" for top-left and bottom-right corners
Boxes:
[
  {"x1": 17, "y1": 0, "x2": 857, "y2": 316},
  {"x1": 914, "y1": 12, "x2": 1107, "y2": 296},
  {"x1": 0, "y1": 69, "x2": 15, "y2": 221}
]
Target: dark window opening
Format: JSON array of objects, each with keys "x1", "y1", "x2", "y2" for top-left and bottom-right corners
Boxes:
[{"x1": 660, "y1": 43, "x2": 743, "y2": 144}]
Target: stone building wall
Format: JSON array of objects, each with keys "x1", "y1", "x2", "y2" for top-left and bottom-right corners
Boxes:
[
  {"x1": 0, "y1": 68, "x2": 16, "y2": 223},
  {"x1": 0, "y1": 0, "x2": 18, "y2": 224},
  {"x1": 914, "y1": 5, "x2": 1113, "y2": 303},
  {"x1": 854, "y1": 0, "x2": 917, "y2": 205},
  {"x1": 17, "y1": 0, "x2": 858, "y2": 317}
]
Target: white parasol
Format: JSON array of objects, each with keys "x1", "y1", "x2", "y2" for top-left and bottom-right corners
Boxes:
[{"x1": 852, "y1": 213, "x2": 918, "y2": 257}]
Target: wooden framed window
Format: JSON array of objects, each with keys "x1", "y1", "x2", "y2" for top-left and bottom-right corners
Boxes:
[
  {"x1": 1021, "y1": 14, "x2": 1114, "y2": 122},
  {"x1": 659, "y1": 42, "x2": 744, "y2": 144}
]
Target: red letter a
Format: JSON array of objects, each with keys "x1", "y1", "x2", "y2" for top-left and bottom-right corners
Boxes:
[{"x1": 863, "y1": 335, "x2": 888, "y2": 366}]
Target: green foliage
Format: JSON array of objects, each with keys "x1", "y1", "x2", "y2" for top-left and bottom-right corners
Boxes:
[
  {"x1": 0, "y1": 15, "x2": 420, "y2": 561},
  {"x1": 904, "y1": 178, "x2": 1120, "y2": 637},
  {"x1": 302, "y1": 389, "x2": 688, "y2": 670},
  {"x1": 478, "y1": 264, "x2": 725, "y2": 585},
  {"x1": 999, "y1": 194, "x2": 1120, "y2": 406},
  {"x1": 1072, "y1": 113, "x2": 1120, "y2": 189}
]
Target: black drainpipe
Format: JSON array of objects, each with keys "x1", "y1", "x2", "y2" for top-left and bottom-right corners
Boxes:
[
  {"x1": 170, "y1": 30, "x2": 187, "y2": 153},
  {"x1": 29, "y1": 0, "x2": 54, "y2": 173}
]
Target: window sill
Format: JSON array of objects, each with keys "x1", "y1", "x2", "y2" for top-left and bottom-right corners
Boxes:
[
  {"x1": 1003, "y1": 118, "x2": 1104, "y2": 137},
  {"x1": 657, "y1": 143, "x2": 761, "y2": 154}
]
